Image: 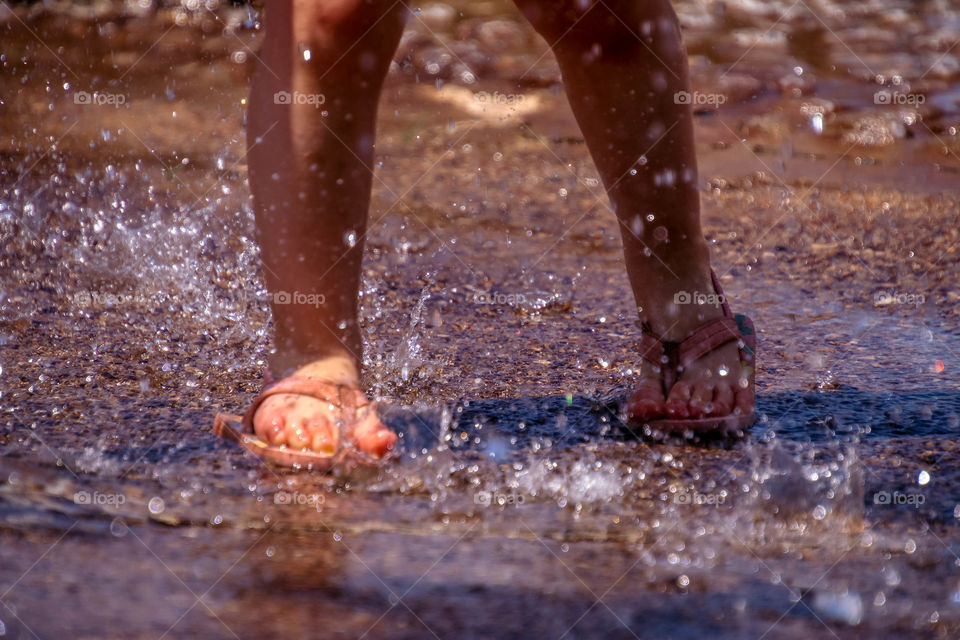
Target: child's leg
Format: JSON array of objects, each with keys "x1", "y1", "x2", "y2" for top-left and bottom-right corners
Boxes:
[
  {"x1": 246, "y1": 0, "x2": 405, "y2": 454},
  {"x1": 515, "y1": 0, "x2": 752, "y2": 419}
]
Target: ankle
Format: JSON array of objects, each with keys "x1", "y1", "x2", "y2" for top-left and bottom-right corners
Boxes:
[
  {"x1": 635, "y1": 266, "x2": 724, "y2": 342},
  {"x1": 269, "y1": 351, "x2": 361, "y2": 385},
  {"x1": 293, "y1": 355, "x2": 361, "y2": 386}
]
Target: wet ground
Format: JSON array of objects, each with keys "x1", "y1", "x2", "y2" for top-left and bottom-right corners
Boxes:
[{"x1": 2, "y1": 0, "x2": 960, "y2": 638}]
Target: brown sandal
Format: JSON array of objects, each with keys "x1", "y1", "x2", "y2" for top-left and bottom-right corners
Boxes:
[
  {"x1": 626, "y1": 271, "x2": 757, "y2": 435},
  {"x1": 213, "y1": 376, "x2": 385, "y2": 470}
]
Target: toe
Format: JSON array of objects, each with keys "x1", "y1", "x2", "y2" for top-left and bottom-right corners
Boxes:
[
  {"x1": 626, "y1": 378, "x2": 665, "y2": 422},
  {"x1": 361, "y1": 426, "x2": 397, "y2": 458},
  {"x1": 310, "y1": 417, "x2": 337, "y2": 454},
  {"x1": 353, "y1": 411, "x2": 397, "y2": 458},
  {"x1": 734, "y1": 386, "x2": 754, "y2": 415},
  {"x1": 665, "y1": 381, "x2": 692, "y2": 419},
  {"x1": 688, "y1": 382, "x2": 714, "y2": 418},
  {"x1": 286, "y1": 418, "x2": 314, "y2": 450},
  {"x1": 712, "y1": 383, "x2": 734, "y2": 417},
  {"x1": 253, "y1": 399, "x2": 288, "y2": 446}
]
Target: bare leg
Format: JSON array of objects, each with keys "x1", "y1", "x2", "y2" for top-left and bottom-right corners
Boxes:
[
  {"x1": 515, "y1": 0, "x2": 752, "y2": 419},
  {"x1": 247, "y1": 0, "x2": 405, "y2": 455}
]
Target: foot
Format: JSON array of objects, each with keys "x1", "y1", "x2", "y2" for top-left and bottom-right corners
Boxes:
[
  {"x1": 626, "y1": 299, "x2": 753, "y2": 423},
  {"x1": 660, "y1": 334, "x2": 753, "y2": 420},
  {"x1": 251, "y1": 356, "x2": 397, "y2": 458}
]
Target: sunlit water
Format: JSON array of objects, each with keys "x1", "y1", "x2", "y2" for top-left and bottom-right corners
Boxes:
[{"x1": 1, "y1": 0, "x2": 959, "y2": 637}]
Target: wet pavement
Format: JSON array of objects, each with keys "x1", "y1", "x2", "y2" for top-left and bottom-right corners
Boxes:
[{"x1": 1, "y1": 0, "x2": 960, "y2": 638}]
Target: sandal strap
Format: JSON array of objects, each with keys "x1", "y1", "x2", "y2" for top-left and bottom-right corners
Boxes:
[
  {"x1": 676, "y1": 316, "x2": 742, "y2": 368},
  {"x1": 711, "y1": 269, "x2": 732, "y2": 316},
  {"x1": 638, "y1": 332, "x2": 664, "y2": 366},
  {"x1": 240, "y1": 377, "x2": 363, "y2": 435}
]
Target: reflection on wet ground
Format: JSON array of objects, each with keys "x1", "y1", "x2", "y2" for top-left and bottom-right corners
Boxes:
[{"x1": 1, "y1": 0, "x2": 960, "y2": 638}]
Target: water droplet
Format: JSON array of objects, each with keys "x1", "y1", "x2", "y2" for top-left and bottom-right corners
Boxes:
[
  {"x1": 110, "y1": 518, "x2": 127, "y2": 537},
  {"x1": 811, "y1": 112, "x2": 824, "y2": 135},
  {"x1": 655, "y1": 169, "x2": 676, "y2": 186},
  {"x1": 812, "y1": 591, "x2": 863, "y2": 625},
  {"x1": 884, "y1": 568, "x2": 901, "y2": 586},
  {"x1": 148, "y1": 497, "x2": 165, "y2": 514},
  {"x1": 918, "y1": 469, "x2": 930, "y2": 485}
]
